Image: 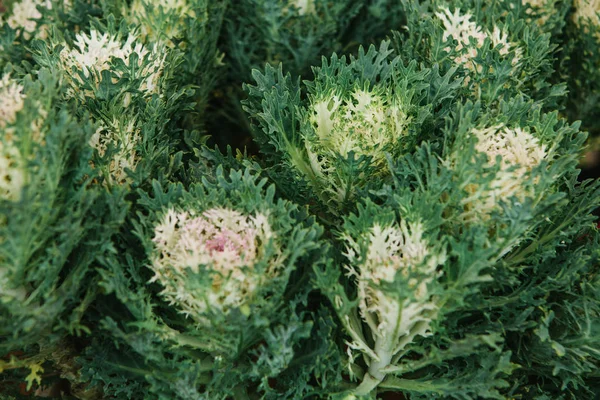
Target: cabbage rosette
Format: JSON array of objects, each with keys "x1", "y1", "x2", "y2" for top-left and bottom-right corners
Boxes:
[
  {"x1": 245, "y1": 42, "x2": 459, "y2": 217},
  {"x1": 138, "y1": 167, "x2": 323, "y2": 337}
]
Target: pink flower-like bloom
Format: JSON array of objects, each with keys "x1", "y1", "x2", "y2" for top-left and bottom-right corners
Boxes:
[{"x1": 151, "y1": 207, "x2": 277, "y2": 321}]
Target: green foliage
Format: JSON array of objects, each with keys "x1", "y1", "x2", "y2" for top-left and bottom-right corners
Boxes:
[
  {"x1": 0, "y1": 0, "x2": 599, "y2": 399},
  {"x1": 560, "y1": 0, "x2": 600, "y2": 137},
  {"x1": 222, "y1": 0, "x2": 361, "y2": 82}
]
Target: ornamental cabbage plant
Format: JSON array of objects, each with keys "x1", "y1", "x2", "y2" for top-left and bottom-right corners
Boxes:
[
  {"x1": 391, "y1": 0, "x2": 562, "y2": 109},
  {"x1": 0, "y1": 1, "x2": 599, "y2": 399},
  {"x1": 244, "y1": 42, "x2": 460, "y2": 218},
  {"x1": 0, "y1": 68, "x2": 124, "y2": 392},
  {"x1": 314, "y1": 95, "x2": 600, "y2": 397},
  {"x1": 215, "y1": 0, "x2": 405, "y2": 147},
  {"x1": 33, "y1": 18, "x2": 191, "y2": 187},
  {"x1": 561, "y1": 0, "x2": 600, "y2": 137},
  {"x1": 80, "y1": 167, "x2": 326, "y2": 398},
  {"x1": 0, "y1": 0, "x2": 99, "y2": 70},
  {"x1": 43, "y1": 25, "x2": 169, "y2": 185}
]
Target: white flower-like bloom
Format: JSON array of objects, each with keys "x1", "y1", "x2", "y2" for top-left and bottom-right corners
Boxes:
[
  {"x1": 462, "y1": 124, "x2": 547, "y2": 220},
  {"x1": 0, "y1": 74, "x2": 25, "y2": 129},
  {"x1": 345, "y1": 221, "x2": 443, "y2": 340},
  {"x1": 473, "y1": 125, "x2": 547, "y2": 171},
  {"x1": 0, "y1": 75, "x2": 26, "y2": 201},
  {"x1": 5, "y1": 0, "x2": 51, "y2": 39},
  {"x1": 573, "y1": 0, "x2": 600, "y2": 39},
  {"x1": 90, "y1": 118, "x2": 141, "y2": 185},
  {"x1": 343, "y1": 220, "x2": 445, "y2": 389},
  {"x1": 151, "y1": 207, "x2": 277, "y2": 321},
  {"x1": 290, "y1": 0, "x2": 315, "y2": 15},
  {"x1": 4, "y1": 0, "x2": 71, "y2": 39},
  {"x1": 59, "y1": 29, "x2": 165, "y2": 99},
  {"x1": 308, "y1": 88, "x2": 408, "y2": 168},
  {"x1": 0, "y1": 141, "x2": 24, "y2": 202},
  {"x1": 304, "y1": 88, "x2": 409, "y2": 204},
  {"x1": 127, "y1": 0, "x2": 194, "y2": 45},
  {"x1": 435, "y1": 7, "x2": 522, "y2": 73}
]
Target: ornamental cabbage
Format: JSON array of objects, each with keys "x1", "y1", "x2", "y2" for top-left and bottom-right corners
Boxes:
[
  {"x1": 150, "y1": 206, "x2": 279, "y2": 320},
  {"x1": 0, "y1": 69, "x2": 124, "y2": 388},
  {"x1": 245, "y1": 42, "x2": 459, "y2": 217},
  {"x1": 34, "y1": 20, "x2": 189, "y2": 187},
  {"x1": 81, "y1": 167, "x2": 326, "y2": 398},
  {"x1": 393, "y1": 0, "x2": 560, "y2": 109},
  {"x1": 0, "y1": 1, "x2": 599, "y2": 399},
  {"x1": 561, "y1": 0, "x2": 600, "y2": 137}
]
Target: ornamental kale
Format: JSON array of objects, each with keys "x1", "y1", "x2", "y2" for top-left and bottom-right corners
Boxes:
[
  {"x1": 0, "y1": 1, "x2": 599, "y2": 399},
  {"x1": 0, "y1": 68, "x2": 125, "y2": 393},
  {"x1": 314, "y1": 95, "x2": 599, "y2": 397},
  {"x1": 244, "y1": 42, "x2": 460, "y2": 218},
  {"x1": 81, "y1": 168, "x2": 324, "y2": 399},
  {"x1": 562, "y1": 0, "x2": 600, "y2": 137}
]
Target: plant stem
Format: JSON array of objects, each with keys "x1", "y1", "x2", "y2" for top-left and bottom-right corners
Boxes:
[
  {"x1": 378, "y1": 376, "x2": 445, "y2": 394},
  {"x1": 354, "y1": 372, "x2": 382, "y2": 396},
  {"x1": 354, "y1": 335, "x2": 395, "y2": 396}
]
